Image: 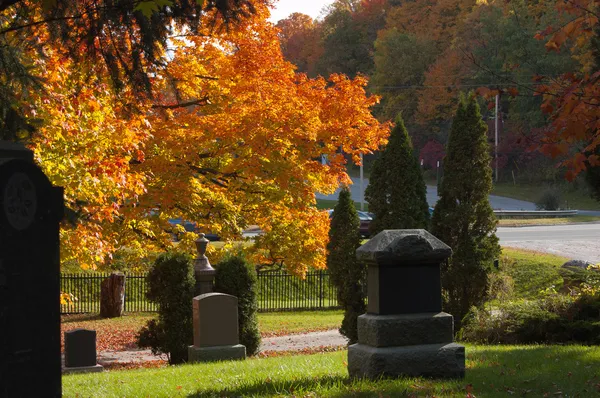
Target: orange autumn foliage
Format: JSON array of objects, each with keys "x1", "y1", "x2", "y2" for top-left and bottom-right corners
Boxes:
[
  {"x1": 536, "y1": 0, "x2": 600, "y2": 180},
  {"x1": 23, "y1": 4, "x2": 390, "y2": 276}
]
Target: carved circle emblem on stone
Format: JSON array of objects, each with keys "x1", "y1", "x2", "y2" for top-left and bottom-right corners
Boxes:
[{"x1": 3, "y1": 172, "x2": 37, "y2": 231}]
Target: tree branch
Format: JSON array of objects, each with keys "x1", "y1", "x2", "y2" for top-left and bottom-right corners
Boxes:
[{"x1": 151, "y1": 97, "x2": 210, "y2": 109}]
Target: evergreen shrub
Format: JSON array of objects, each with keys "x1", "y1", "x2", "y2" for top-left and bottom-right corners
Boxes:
[
  {"x1": 137, "y1": 252, "x2": 194, "y2": 364},
  {"x1": 365, "y1": 114, "x2": 430, "y2": 235},
  {"x1": 327, "y1": 186, "x2": 366, "y2": 344},
  {"x1": 214, "y1": 254, "x2": 261, "y2": 356},
  {"x1": 431, "y1": 94, "x2": 501, "y2": 329}
]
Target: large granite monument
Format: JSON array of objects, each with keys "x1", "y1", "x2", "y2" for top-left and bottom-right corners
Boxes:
[
  {"x1": 348, "y1": 229, "x2": 465, "y2": 379},
  {"x1": 0, "y1": 142, "x2": 64, "y2": 397}
]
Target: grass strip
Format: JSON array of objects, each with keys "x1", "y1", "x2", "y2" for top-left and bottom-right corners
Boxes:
[
  {"x1": 498, "y1": 215, "x2": 600, "y2": 226},
  {"x1": 63, "y1": 345, "x2": 600, "y2": 397}
]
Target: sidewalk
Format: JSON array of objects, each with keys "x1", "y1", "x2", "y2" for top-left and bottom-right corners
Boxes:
[{"x1": 94, "y1": 329, "x2": 347, "y2": 366}]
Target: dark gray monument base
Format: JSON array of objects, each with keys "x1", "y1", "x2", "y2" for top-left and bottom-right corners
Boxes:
[
  {"x1": 62, "y1": 364, "x2": 104, "y2": 374},
  {"x1": 188, "y1": 344, "x2": 246, "y2": 362},
  {"x1": 348, "y1": 342, "x2": 465, "y2": 379},
  {"x1": 357, "y1": 312, "x2": 454, "y2": 347}
]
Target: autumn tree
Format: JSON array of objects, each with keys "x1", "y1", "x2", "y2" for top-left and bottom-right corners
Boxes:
[
  {"x1": 431, "y1": 94, "x2": 500, "y2": 329},
  {"x1": 327, "y1": 186, "x2": 365, "y2": 344},
  {"x1": 23, "y1": 4, "x2": 391, "y2": 276},
  {"x1": 365, "y1": 115, "x2": 430, "y2": 235},
  {"x1": 0, "y1": 0, "x2": 269, "y2": 140},
  {"x1": 276, "y1": 13, "x2": 323, "y2": 75},
  {"x1": 535, "y1": 0, "x2": 600, "y2": 181}
]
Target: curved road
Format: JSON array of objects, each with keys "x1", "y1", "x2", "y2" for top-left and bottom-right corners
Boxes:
[
  {"x1": 317, "y1": 177, "x2": 600, "y2": 213},
  {"x1": 317, "y1": 177, "x2": 600, "y2": 262}
]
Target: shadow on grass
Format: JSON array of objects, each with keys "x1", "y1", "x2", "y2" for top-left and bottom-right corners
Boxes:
[{"x1": 186, "y1": 345, "x2": 600, "y2": 397}]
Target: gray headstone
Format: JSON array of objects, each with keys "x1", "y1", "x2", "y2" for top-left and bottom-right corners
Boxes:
[
  {"x1": 64, "y1": 329, "x2": 97, "y2": 368},
  {"x1": 192, "y1": 293, "x2": 239, "y2": 347}
]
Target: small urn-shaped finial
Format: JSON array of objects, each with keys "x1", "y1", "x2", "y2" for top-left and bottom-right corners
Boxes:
[{"x1": 193, "y1": 233, "x2": 215, "y2": 295}]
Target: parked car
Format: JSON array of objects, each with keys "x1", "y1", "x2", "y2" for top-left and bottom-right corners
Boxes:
[{"x1": 327, "y1": 209, "x2": 373, "y2": 238}]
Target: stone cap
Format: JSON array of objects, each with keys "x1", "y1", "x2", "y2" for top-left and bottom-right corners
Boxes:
[
  {"x1": 193, "y1": 292, "x2": 237, "y2": 301},
  {"x1": 0, "y1": 141, "x2": 34, "y2": 161},
  {"x1": 356, "y1": 229, "x2": 451, "y2": 266}
]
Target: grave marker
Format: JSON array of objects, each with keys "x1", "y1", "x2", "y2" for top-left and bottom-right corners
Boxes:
[
  {"x1": 0, "y1": 142, "x2": 64, "y2": 397},
  {"x1": 188, "y1": 293, "x2": 246, "y2": 362},
  {"x1": 63, "y1": 329, "x2": 103, "y2": 373},
  {"x1": 348, "y1": 229, "x2": 465, "y2": 379}
]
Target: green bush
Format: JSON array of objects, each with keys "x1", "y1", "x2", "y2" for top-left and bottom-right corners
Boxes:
[
  {"x1": 535, "y1": 187, "x2": 562, "y2": 210},
  {"x1": 214, "y1": 254, "x2": 261, "y2": 356},
  {"x1": 137, "y1": 252, "x2": 194, "y2": 364},
  {"x1": 461, "y1": 292, "x2": 600, "y2": 345}
]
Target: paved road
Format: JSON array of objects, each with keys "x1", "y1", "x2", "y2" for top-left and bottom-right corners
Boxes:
[
  {"x1": 497, "y1": 224, "x2": 600, "y2": 242},
  {"x1": 317, "y1": 177, "x2": 537, "y2": 210},
  {"x1": 498, "y1": 224, "x2": 600, "y2": 262},
  {"x1": 317, "y1": 177, "x2": 600, "y2": 215}
]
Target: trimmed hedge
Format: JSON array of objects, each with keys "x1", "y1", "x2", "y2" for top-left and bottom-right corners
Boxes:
[{"x1": 214, "y1": 254, "x2": 261, "y2": 356}]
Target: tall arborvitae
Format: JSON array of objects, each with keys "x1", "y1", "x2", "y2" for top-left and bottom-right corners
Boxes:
[
  {"x1": 365, "y1": 114, "x2": 430, "y2": 236},
  {"x1": 431, "y1": 94, "x2": 501, "y2": 330},
  {"x1": 327, "y1": 186, "x2": 366, "y2": 344}
]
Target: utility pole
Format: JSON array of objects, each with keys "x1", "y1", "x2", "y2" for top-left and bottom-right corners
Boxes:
[
  {"x1": 495, "y1": 93, "x2": 499, "y2": 183},
  {"x1": 360, "y1": 153, "x2": 364, "y2": 211}
]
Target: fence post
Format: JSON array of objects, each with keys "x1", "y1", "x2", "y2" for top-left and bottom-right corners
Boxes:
[{"x1": 319, "y1": 271, "x2": 323, "y2": 309}]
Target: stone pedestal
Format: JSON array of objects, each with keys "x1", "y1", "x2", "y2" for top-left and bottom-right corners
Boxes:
[
  {"x1": 348, "y1": 230, "x2": 465, "y2": 380},
  {"x1": 193, "y1": 233, "x2": 216, "y2": 296},
  {"x1": 188, "y1": 293, "x2": 246, "y2": 362}
]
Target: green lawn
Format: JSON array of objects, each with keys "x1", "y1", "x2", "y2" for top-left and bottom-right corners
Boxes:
[
  {"x1": 499, "y1": 248, "x2": 568, "y2": 299},
  {"x1": 62, "y1": 310, "x2": 344, "y2": 349},
  {"x1": 259, "y1": 310, "x2": 343, "y2": 337},
  {"x1": 492, "y1": 182, "x2": 600, "y2": 211},
  {"x1": 498, "y1": 215, "x2": 600, "y2": 226},
  {"x1": 316, "y1": 198, "x2": 368, "y2": 211},
  {"x1": 63, "y1": 345, "x2": 600, "y2": 397}
]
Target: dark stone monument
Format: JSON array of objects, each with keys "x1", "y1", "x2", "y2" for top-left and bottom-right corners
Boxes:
[
  {"x1": 348, "y1": 230, "x2": 465, "y2": 380},
  {"x1": 0, "y1": 142, "x2": 64, "y2": 397},
  {"x1": 188, "y1": 293, "x2": 246, "y2": 362},
  {"x1": 63, "y1": 329, "x2": 103, "y2": 373}
]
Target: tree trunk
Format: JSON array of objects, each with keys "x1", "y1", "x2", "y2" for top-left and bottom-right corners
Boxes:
[{"x1": 100, "y1": 273, "x2": 125, "y2": 318}]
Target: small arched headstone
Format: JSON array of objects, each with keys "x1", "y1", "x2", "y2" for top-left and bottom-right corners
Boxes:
[{"x1": 63, "y1": 329, "x2": 103, "y2": 374}]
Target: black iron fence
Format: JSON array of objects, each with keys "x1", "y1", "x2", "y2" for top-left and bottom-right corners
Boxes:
[
  {"x1": 60, "y1": 273, "x2": 157, "y2": 314},
  {"x1": 60, "y1": 270, "x2": 341, "y2": 315}
]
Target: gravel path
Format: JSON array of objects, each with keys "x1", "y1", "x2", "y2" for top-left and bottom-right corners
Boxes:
[{"x1": 90, "y1": 329, "x2": 347, "y2": 366}]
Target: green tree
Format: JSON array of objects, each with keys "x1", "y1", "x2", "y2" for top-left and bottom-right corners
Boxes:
[
  {"x1": 365, "y1": 114, "x2": 430, "y2": 236},
  {"x1": 431, "y1": 94, "x2": 501, "y2": 330},
  {"x1": 214, "y1": 254, "x2": 261, "y2": 356},
  {"x1": 370, "y1": 30, "x2": 437, "y2": 122},
  {"x1": 326, "y1": 186, "x2": 366, "y2": 344}
]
